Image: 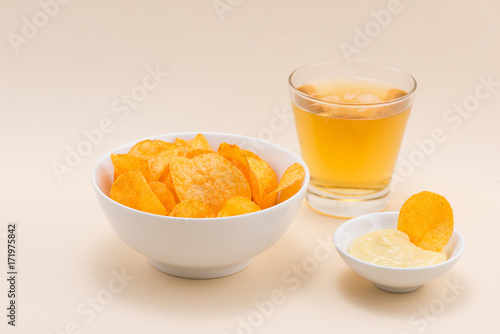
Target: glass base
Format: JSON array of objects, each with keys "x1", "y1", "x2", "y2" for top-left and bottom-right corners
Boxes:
[{"x1": 306, "y1": 184, "x2": 390, "y2": 218}]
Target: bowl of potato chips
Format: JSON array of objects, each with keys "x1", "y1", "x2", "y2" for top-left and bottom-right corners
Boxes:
[
  {"x1": 92, "y1": 132, "x2": 309, "y2": 279},
  {"x1": 334, "y1": 192, "x2": 465, "y2": 293}
]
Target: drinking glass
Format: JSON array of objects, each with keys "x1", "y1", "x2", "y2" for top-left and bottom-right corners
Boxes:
[{"x1": 289, "y1": 60, "x2": 417, "y2": 218}]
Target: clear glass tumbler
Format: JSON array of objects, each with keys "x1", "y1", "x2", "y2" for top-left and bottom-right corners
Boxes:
[{"x1": 289, "y1": 60, "x2": 417, "y2": 218}]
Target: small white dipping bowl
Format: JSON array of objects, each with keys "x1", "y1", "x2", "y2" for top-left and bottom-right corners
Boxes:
[
  {"x1": 334, "y1": 212, "x2": 464, "y2": 293},
  {"x1": 92, "y1": 132, "x2": 309, "y2": 279}
]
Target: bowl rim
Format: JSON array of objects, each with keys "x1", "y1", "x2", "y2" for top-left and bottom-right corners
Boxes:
[
  {"x1": 91, "y1": 131, "x2": 310, "y2": 222},
  {"x1": 333, "y1": 211, "x2": 465, "y2": 271}
]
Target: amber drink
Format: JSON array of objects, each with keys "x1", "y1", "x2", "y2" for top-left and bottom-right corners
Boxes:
[{"x1": 289, "y1": 61, "x2": 416, "y2": 217}]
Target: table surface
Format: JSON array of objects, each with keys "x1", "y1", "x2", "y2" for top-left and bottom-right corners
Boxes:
[{"x1": 1, "y1": 1, "x2": 499, "y2": 333}]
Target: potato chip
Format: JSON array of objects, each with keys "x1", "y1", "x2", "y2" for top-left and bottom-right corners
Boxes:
[
  {"x1": 187, "y1": 133, "x2": 213, "y2": 151},
  {"x1": 397, "y1": 191, "x2": 454, "y2": 252},
  {"x1": 109, "y1": 172, "x2": 139, "y2": 208},
  {"x1": 161, "y1": 173, "x2": 179, "y2": 203},
  {"x1": 192, "y1": 153, "x2": 251, "y2": 212},
  {"x1": 175, "y1": 134, "x2": 213, "y2": 157},
  {"x1": 218, "y1": 145, "x2": 281, "y2": 208},
  {"x1": 218, "y1": 143, "x2": 261, "y2": 205},
  {"x1": 217, "y1": 196, "x2": 261, "y2": 217},
  {"x1": 218, "y1": 143, "x2": 248, "y2": 171},
  {"x1": 262, "y1": 163, "x2": 305, "y2": 208},
  {"x1": 128, "y1": 140, "x2": 178, "y2": 180},
  {"x1": 247, "y1": 157, "x2": 278, "y2": 204},
  {"x1": 260, "y1": 191, "x2": 278, "y2": 210},
  {"x1": 111, "y1": 154, "x2": 154, "y2": 181},
  {"x1": 186, "y1": 148, "x2": 215, "y2": 159},
  {"x1": 148, "y1": 150, "x2": 179, "y2": 181},
  {"x1": 169, "y1": 199, "x2": 215, "y2": 218},
  {"x1": 129, "y1": 139, "x2": 175, "y2": 159},
  {"x1": 148, "y1": 181, "x2": 176, "y2": 213},
  {"x1": 108, "y1": 134, "x2": 305, "y2": 217},
  {"x1": 137, "y1": 193, "x2": 168, "y2": 216},
  {"x1": 241, "y1": 149, "x2": 261, "y2": 160},
  {"x1": 110, "y1": 171, "x2": 167, "y2": 215},
  {"x1": 169, "y1": 156, "x2": 207, "y2": 202},
  {"x1": 173, "y1": 138, "x2": 189, "y2": 156}
]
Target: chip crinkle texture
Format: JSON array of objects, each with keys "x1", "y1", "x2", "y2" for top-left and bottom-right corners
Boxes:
[
  {"x1": 217, "y1": 196, "x2": 261, "y2": 217},
  {"x1": 107, "y1": 134, "x2": 305, "y2": 218},
  {"x1": 110, "y1": 171, "x2": 167, "y2": 215},
  {"x1": 169, "y1": 199, "x2": 215, "y2": 218},
  {"x1": 397, "y1": 191, "x2": 454, "y2": 252}
]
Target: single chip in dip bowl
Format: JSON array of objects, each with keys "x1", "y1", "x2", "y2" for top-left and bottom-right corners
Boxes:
[
  {"x1": 92, "y1": 132, "x2": 309, "y2": 279},
  {"x1": 334, "y1": 210, "x2": 464, "y2": 293}
]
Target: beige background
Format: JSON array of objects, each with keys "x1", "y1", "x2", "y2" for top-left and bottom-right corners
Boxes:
[{"x1": 1, "y1": 0, "x2": 499, "y2": 333}]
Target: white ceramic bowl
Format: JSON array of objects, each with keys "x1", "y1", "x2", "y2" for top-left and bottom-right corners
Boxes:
[
  {"x1": 334, "y1": 212, "x2": 464, "y2": 293},
  {"x1": 92, "y1": 132, "x2": 309, "y2": 279}
]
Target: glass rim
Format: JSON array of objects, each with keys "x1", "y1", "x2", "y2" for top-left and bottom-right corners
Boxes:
[{"x1": 288, "y1": 59, "x2": 417, "y2": 108}]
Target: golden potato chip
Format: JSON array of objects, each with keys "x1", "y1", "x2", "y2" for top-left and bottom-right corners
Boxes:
[
  {"x1": 148, "y1": 181, "x2": 176, "y2": 213},
  {"x1": 110, "y1": 172, "x2": 139, "y2": 208},
  {"x1": 110, "y1": 171, "x2": 167, "y2": 215},
  {"x1": 262, "y1": 163, "x2": 305, "y2": 208},
  {"x1": 111, "y1": 153, "x2": 154, "y2": 181},
  {"x1": 174, "y1": 134, "x2": 213, "y2": 157},
  {"x1": 241, "y1": 149, "x2": 260, "y2": 160},
  {"x1": 275, "y1": 163, "x2": 306, "y2": 204},
  {"x1": 129, "y1": 139, "x2": 175, "y2": 159},
  {"x1": 217, "y1": 196, "x2": 261, "y2": 217},
  {"x1": 192, "y1": 153, "x2": 251, "y2": 212},
  {"x1": 108, "y1": 134, "x2": 305, "y2": 217},
  {"x1": 128, "y1": 140, "x2": 178, "y2": 180},
  {"x1": 218, "y1": 143, "x2": 261, "y2": 204},
  {"x1": 173, "y1": 138, "x2": 189, "y2": 156},
  {"x1": 137, "y1": 194, "x2": 168, "y2": 216},
  {"x1": 247, "y1": 157, "x2": 278, "y2": 204},
  {"x1": 148, "y1": 150, "x2": 179, "y2": 181},
  {"x1": 397, "y1": 191, "x2": 454, "y2": 252},
  {"x1": 169, "y1": 199, "x2": 215, "y2": 218},
  {"x1": 260, "y1": 190, "x2": 278, "y2": 209},
  {"x1": 187, "y1": 133, "x2": 213, "y2": 151},
  {"x1": 161, "y1": 173, "x2": 179, "y2": 203},
  {"x1": 169, "y1": 156, "x2": 207, "y2": 203},
  {"x1": 186, "y1": 148, "x2": 215, "y2": 159},
  {"x1": 218, "y1": 143, "x2": 248, "y2": 170}
]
